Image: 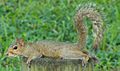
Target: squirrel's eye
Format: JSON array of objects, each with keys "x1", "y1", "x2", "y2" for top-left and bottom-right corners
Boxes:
[{"x1": 13, "y1": 46, "x2": 18, "y2": 50}]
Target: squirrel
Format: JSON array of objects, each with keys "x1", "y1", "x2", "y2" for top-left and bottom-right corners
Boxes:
[
  {"x1": 6, "y1": 38, "x2": 91, "y2": 67},
  {"x1": 6, "y1": 3, "x2": 103, "y2": 67}
]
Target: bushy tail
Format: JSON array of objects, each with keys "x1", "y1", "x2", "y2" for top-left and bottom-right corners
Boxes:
[{"x1": 74, "y1": 3, "x2": 104, "y2": 50}]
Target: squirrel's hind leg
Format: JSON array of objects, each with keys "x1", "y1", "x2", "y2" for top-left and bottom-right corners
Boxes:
[{"x1": 60, "y1": 51, "x2": 89, "y2": 70}]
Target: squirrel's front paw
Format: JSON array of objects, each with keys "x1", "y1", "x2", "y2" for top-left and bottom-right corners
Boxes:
[{"x1": 26, "y1": 61, "x2": 31, "y2": 68}]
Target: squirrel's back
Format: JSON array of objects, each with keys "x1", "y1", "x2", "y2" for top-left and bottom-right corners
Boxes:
[{"x1": 74, "y1": 3, "x2": 104, "y2": 50}]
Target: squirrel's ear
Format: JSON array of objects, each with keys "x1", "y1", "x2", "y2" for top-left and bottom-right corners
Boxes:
[{"x1": 16, "y1": 38, "x2": 25, "y2": 47}]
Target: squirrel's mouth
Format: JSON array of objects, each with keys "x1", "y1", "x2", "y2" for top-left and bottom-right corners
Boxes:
[{"x1": 6, "y1": 52, "x2": 17, "y2": 57}]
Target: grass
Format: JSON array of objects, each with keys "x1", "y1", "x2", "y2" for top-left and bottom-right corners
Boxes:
[{"x1": 0, "y1": 0, "x2": 120, "y2": 71}]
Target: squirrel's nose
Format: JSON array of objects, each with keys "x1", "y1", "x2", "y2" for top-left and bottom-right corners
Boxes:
[{"x1": 5, "y1": 53, "x2": 8, "y2": 56}]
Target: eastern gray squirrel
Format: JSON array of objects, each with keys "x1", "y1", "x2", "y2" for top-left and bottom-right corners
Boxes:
[{"x1": 6, "y1": 3, "x2": 103, "y2": 67}]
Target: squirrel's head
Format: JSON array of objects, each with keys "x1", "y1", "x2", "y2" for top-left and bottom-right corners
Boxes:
[{"x1": 6, "y1": 38, "x2": 25, "y2": 57}]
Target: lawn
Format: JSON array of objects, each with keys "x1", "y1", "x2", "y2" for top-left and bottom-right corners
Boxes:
[{"x1": 0, "y1": 0, "x2": 120, "y2": 71}]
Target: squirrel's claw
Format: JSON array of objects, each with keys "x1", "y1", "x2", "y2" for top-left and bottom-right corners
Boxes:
[
  {"x1": 81, "y1": 60, "x2": 87, "y2": 67},
  {"x1": 81, "y1": 60, "x2": 87, "y2": 71}
]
